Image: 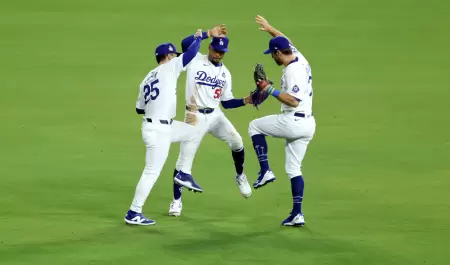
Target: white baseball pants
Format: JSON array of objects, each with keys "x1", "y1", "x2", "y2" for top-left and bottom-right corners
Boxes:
[
  {"x1": 130, "y1": 119, "x2": 199, "y2": 213},
  {"x1": 248, "y1": 112, "x2": 316, "y2": 179},
  {"x1": 175, "y1": 109, "x2": 243, "y2": 174}
]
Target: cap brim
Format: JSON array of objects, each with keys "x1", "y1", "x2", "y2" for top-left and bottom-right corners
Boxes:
[
  {"x1": 263, "y1": 48, "x2": 272, "y2": 54},
  {"x1": 211, "y1": 45, "x2": 228, "y2": 52}
]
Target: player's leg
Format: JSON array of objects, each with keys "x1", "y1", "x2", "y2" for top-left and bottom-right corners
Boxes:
[
  {"x1": 248, "y1": 115, "x2": 286, "y2": 188},
  {"x1": 169, "y1": 115, "x2": 208, "y2": 216},
  {"x1": 170, "y1": 120, "x2": 200, "y2": 143},
  {"x1": 173, "y1": 124, "x2": 207, "y2": 193},
  {"x1": 125, "y1": 124, "x2": 172, "y2": 225},
  {"x1": 167, "y1": 120, "x2": 202, "y2": 216},
  {"x1": 281, "y1": 137, "x2": 311, "y2": 227},
  {"x1": 209, "y1": 113, "x2": 251, "y2": 198}
]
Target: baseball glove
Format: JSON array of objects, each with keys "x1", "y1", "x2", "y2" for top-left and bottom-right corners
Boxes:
[
  {"x1": 251, "y1": 63, "x2": 272, "y2": 108},
  {"x1": 250, "y1": 88, "x2": 268, "y2": 109},
  {"x1": 254, "y1": 63, "x2": 272, "y2": 90}
]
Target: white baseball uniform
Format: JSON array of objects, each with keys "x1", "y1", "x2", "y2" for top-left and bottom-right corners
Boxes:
[
  {"x1": 130, "y1": 54, "x2": 199, "y2": 213},
  {"x1": 248, "y1": 44, "x2": 316, "y2": 179},
  {"x1": 175, "y1": 53, "x2": 243, "y2": 174}
]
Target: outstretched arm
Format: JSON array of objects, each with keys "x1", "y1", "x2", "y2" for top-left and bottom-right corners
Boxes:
[
  {"x1": 221, "y1": 96, "x2": 253, "y2": 109},
  {"x1": 255, "y1": 15, "x2": 292, "y2": 42},
  {"x1": 181, "y1": 29, "x2": 203, "y2": 67},
  {"x1": 181, "y1": 24, "x2": 228, "y2": 52}
]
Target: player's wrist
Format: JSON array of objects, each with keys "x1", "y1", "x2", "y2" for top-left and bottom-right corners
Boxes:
[
  {"x1": 267, "y1": 86, "x2": 280, "y2": 97},
  {"x1": 271, "y1": 88, "x2": 280, "y2": 97}
]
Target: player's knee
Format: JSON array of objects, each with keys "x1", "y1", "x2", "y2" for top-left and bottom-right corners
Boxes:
[
  {"x1": 143, "y1": 165, "x2": 160, "y2": 175},
  {"x1": 248, "y1": 120, "x2": 260, "y2": 137},
  {"x1": 285, "y1": 165, "x2": 302, "y2": 179},
  {"x1": 229, "y1": 132, "x2": 243, "y2": 151}
]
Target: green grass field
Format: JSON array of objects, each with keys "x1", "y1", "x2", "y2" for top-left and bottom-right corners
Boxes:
[{"x1": 1, "y1": 0, "x2": 449, "y2": 264}]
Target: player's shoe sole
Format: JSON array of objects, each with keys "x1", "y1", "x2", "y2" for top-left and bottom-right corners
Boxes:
[
  {"x1": 253, "y1": 178, "x2": 275, "y2": 189},
  {"x1": 168, "y1": 212, "x2": 181, "y2": 217},
  {"x1": 124, "y1": 217, "x2": 156, "y2": 226},
  {"x1": 253, "y1": 171, "x2": 276, "y2": 189},
  {"x1": 124, "y1": 210, "x2": 156, "y2": 226},
  {"x1": 174, "y1": 178, "x2": 203, "y2": 193}
]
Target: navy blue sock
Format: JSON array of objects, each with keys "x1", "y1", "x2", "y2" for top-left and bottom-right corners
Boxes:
[
  {"x1": 291, "y1": 176, "x2": 304, "y2": 214},
  {"x1": 173, "y1": 169, "x2": 182, "y2": 200},
  {"x1": 231, "y1": 148, "x2": 245, "y2": 175},
  {"x1": 251, "y1": 134, "x2": 269, "y2": 172}
]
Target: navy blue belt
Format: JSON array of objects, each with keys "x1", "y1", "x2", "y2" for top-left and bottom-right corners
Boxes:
[
  {"x1": 146, "y1": 118, "x2": 173, "y2": 125},
  {"x1": 186, "y1": 105, "x2": 215, "y2": 114},
  {"x1": 294, "y1": 112, "x2": 313, "y2": 118}
]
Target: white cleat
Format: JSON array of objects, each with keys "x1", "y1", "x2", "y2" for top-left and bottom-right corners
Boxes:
[
  {"x1": 236, "y1": 173, "x2": 252, "y2": 198},
  {"x1": 168, "y1": 199, "x2": 182, "y2": 217},
  {"x1": 253, "y1": 170, "x2": 276, "y2": 189},
  {"x1": 282, "y1": 213, "x2": 305, "y2": 227}
]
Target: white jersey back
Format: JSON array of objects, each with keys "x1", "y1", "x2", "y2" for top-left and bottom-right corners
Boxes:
[
  {"x1": 185, "y1": 53, "x2": 233, "y2": 109},
  {"x1": 136, "y1": 55, "x2": 186, "y2": 120},
  {"x1": 280, "y1": 45, "x2": 313, "y2": 114}
]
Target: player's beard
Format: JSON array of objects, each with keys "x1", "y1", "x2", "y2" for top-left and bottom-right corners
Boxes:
[
  {"x1": 209, "y1": 55, "x2": 223, "y2": 64},
  {"x1": 273, "y1": 57, "x2": 282, "y2": 66},
  {"x1": 272, "y1": 53, "x2": 283, "y2": 66}
]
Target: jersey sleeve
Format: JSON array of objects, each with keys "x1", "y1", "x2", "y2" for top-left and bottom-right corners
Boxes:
[
  {"x1": 136, "y1": 84, "x2": 145, "y2": 109},
  {"x1": 170, "y1": 55, "x2": 187, "y2": 74},
  {"x1": 170, "y1": 52, "x2": 201, "y2": 74},
  {"x1": 289, "y1": 43, "x2": 302, "y2": 56},
  {"x1": 285, "y1": 68, "x2": 307, "y2": 101},
  {"x1": 220, "y1": 71, "x2": 234, "y2": 101}
]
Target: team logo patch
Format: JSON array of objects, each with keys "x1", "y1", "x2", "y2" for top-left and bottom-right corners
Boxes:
[
  {"x1": 222, "y1": 72, "x2": 226, "y2": 78},
  {"x1": 168, "y1": 46, "x2": 173, "y2": 51},
  {"x1": 292, "y1": 85, "x2": 300, "y2": 93},
  {"x1": 219, "y1": 39, "x2": 224, "y2": 46}
]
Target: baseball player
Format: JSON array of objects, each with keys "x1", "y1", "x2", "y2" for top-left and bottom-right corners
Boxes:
[
  {"x1": 249, "y1": 15, "x2": 316, "y2": 226},
  {"x1": 168, "y1": 32, "x2": 254, "y2": 216},
  {"x1": 124, "y1": 25, "x2": 227, "y2": 225}
]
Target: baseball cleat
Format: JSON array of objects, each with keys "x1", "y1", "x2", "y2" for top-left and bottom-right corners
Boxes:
[
  {"x1": 281, "y1": 213, "x2": 305, "y2": 227},
  {"x1": 236, "y1": 173, "x2": 252, "y2": 198},
  {"x1": 253, "y1": 170, "x2": 276, "y2": 189},
  {"x1": 168, "y1": 199, "x2": 182, "y2": 216},
  {"x1": 124, "y1": 210, "x2": 156, "y2": 226},
  {"x1": 174, "y1": 171, "x2": 203, "y2": 193}
]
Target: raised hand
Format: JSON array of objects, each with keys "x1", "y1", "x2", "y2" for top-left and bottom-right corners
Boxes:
[
  {"x1": 194, "y1": 29, "x2": 203, "y2": 38},
  {"x1": 255, "y1": 15, "x2": 271, "y2": 32},
  {"x1": 209, "y1": 24, "x2": 228, "y2": 37}
]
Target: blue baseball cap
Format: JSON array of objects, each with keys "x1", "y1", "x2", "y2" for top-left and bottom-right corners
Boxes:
[
  {"x1": 210, "y1": 36, "x2": 229, "y2": 52},
  {"x1": 155, "y1": 43, "x2": 181, "y2": 57},
  {"x1": 263, "y1": 36, "x2": 291, "y2": 54}
]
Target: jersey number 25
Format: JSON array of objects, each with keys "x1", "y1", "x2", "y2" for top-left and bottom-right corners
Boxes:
[{"x1": 144, "y1": 79, "x2": 160, "y2": 104}]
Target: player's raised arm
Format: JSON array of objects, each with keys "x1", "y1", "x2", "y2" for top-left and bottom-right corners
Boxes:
[
  {"x1": 255, "y1": 15, "x2": 292, "y2": 43},
  {"x1": 180, "y1": 29, "x2": 204, "y2": 68},
  {"x1": 181, "y1": 24, "x2": 228, "y2": 52},
  {"x1": 180, "y1": 25, "x2": 227, "y2": 68}
]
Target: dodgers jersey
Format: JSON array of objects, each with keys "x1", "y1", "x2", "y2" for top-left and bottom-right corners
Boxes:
[
  {"x1": 185, "y1": 53, "x2": 233, "y2": 109},
  {"x1": 280, "y1": 45, "x2": 314, "y2": 114},
  {"x1": 136, "y1": 55, "x2": 187, "y2": 120}
]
